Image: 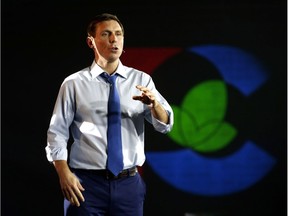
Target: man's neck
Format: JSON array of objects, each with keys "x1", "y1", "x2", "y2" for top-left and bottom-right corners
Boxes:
[{"x1": 96, "y1": 58, "x2": 119, "y2": 75}]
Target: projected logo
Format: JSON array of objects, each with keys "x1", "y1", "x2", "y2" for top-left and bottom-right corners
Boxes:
[{"x1": 122, "y1": 45, "x2": 276, "y2": 196}]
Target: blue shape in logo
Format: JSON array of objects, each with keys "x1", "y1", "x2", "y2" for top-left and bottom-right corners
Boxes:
[
  {"x1": 146, "y1": 45, "x2": 276, "y2": 196},
  {"x1": 189, "y1": 45, "x2": 269, "y2": 96},
  {"x1": 147, "y1": 140, "x2": 276, "y2": 196}
]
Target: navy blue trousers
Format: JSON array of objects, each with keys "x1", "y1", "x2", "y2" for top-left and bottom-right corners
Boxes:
[{"x1": 64, "y1": 169, "x2": 146, "y2": 216}]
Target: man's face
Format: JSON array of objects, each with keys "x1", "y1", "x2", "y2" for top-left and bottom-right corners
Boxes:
[{"x1": 94, "y1": 20, "x2": 124, "y2": 62}]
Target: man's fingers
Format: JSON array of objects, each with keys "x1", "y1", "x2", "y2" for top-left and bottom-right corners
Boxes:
[
  {"x1": 69, "y1": 195, "x2": 80, "y2": 206},
  {"x1": 75, "y1": 182, "x2": 85, "y2": 202},
  {"x1": 133, "y1": 95, "x2": 150, "y2": 104},
  {"x1": 62, "y1": 187, "x2": 84, "y2": 206},
  {"x1": 75, "y1": 190, "x2": 85, "y2": 202},
  {"x1": 132, "y1": 96, "x2": 141, "y2": 100},
  {"x1": 134, "y1": 85, "x2": 156, "y2": 106},
  {"x1": 62, "y1": 189, "x2": 70, "y2": 200},
  {"x1": 136, "y1": 85, "x2": 149, "y2": 93}
]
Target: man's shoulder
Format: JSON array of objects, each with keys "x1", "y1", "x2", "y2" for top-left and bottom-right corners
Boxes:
[
  {"x1": 62, "y1": 66, "x2": 91, "y2": 83},
  {"x1": 122, "y1": 65, "x2": 151, "y2": 77}
]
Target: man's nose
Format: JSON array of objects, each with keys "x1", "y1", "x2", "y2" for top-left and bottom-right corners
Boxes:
[{"x1": 109, "y1": 34, "x2": 117, "y2": 42}]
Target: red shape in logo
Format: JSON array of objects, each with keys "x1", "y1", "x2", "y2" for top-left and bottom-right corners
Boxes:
[{"x1": 120, "y1": 47, "x2": 182, "y2": 75}]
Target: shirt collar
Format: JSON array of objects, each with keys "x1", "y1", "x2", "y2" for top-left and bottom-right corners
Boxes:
[{"x1": 89, "y1": 60, "x2": 127, "y2": 80}]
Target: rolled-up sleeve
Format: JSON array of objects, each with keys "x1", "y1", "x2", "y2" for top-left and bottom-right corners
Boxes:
[
  {"x1": 46, "y1": 81, "x2": 75, "y2": 162},
  {"x1": 151, "y1": 108, "x2": 174, "y2": 133}
]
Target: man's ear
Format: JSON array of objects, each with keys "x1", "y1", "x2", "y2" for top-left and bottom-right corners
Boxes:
[{"x1": 87, "y1": 36, "x2": 96, "y2": 49}]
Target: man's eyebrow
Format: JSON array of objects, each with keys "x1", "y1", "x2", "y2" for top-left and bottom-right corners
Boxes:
[{"x1": 101, "y1": 29, "x2": 122, "y2": 33}]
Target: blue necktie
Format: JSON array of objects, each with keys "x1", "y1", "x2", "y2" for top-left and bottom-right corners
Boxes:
[{"x1": 101, "y1": 72, "x2": 123, "y2": 176}]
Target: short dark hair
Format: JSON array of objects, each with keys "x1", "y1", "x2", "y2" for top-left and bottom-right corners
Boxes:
[{"x1": 87, "y1": 13, "x2": 124, "y2": 37}]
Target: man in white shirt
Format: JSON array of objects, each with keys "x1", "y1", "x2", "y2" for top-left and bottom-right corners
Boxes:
[{"x1": 46, "y1": 13, "x2": 174, "y2": 216}]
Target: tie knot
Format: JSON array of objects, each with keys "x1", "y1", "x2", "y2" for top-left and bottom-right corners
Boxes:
[{"x1": 101, "y1": 72, "x2": 118, "y2": 84}]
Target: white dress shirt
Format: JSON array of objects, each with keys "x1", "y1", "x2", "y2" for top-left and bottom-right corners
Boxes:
[{"x1": 46, "y1": 60, "x2": 174, "y2": 170}]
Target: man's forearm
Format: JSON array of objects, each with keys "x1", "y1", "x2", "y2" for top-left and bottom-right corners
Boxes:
[
  {"x1": 53, "y1": 160, "x2": 71, "y2": 177},
  {"x1": 151, "y1": 102, "x2": 169, "y2": 124}
]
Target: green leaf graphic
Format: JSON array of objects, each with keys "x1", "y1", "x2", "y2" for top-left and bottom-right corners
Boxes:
[
  {"x1": 191, "y1": 122, "x2": 237, "y2": 152},
  {"x1": 168, "y1": 80, "x2": 237, "y2": 152},
  {"x1": 168, "y1": 106, "x2": 197, "y2": 147},
  {"x1": 182, "y1": 80, "x2": 227, "y2": 126}
]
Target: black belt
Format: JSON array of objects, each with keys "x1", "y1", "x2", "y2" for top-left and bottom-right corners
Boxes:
[{"x1": 72, "y1": 166, "x2": 138, "y2": 180}]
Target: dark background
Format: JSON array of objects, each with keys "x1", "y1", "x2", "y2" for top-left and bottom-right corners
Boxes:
[{"x1": 2, "y1": 0, "x2": 287, "y2": 215}]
